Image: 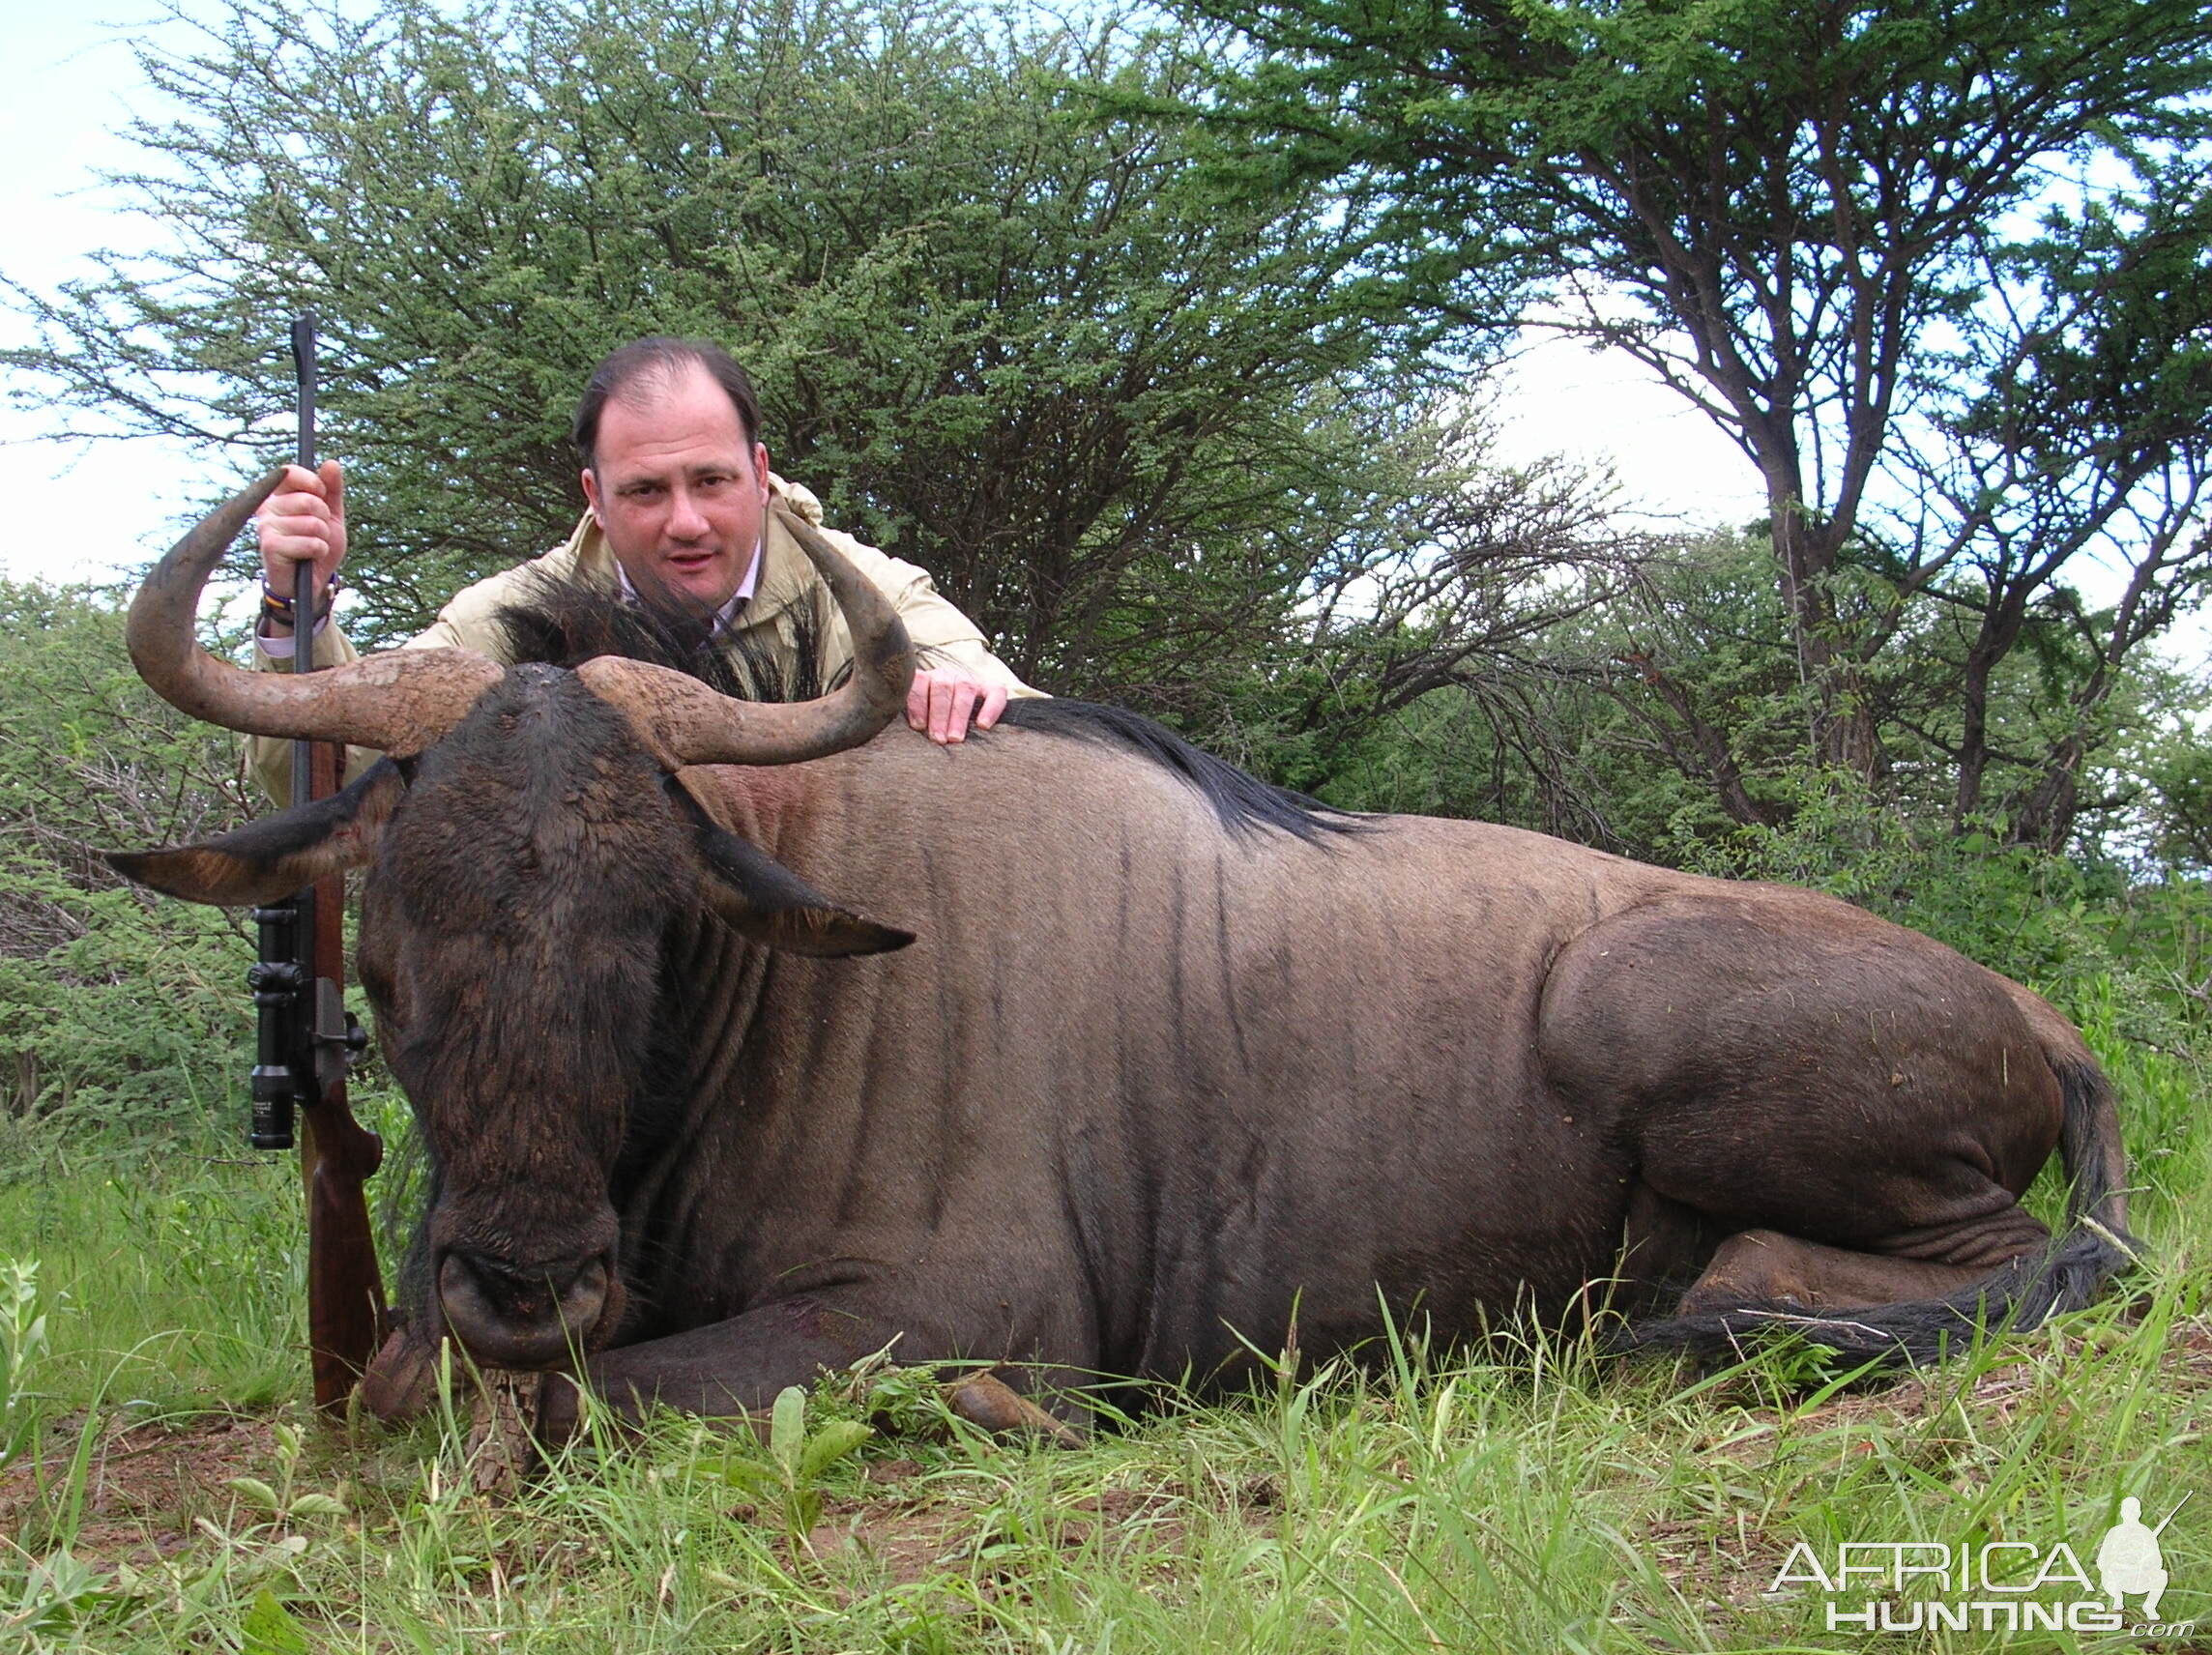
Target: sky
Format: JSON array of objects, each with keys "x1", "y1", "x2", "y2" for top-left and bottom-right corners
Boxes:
[{"x1": 0, "y1": 7, "x2": 224, "y2": 585}]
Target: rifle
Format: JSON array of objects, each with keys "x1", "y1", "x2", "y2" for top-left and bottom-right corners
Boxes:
[{"x1": 244, "y1": 314, "x2": 389, "y2": 1411}]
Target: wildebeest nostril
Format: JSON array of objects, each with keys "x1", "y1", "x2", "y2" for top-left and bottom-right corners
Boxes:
[{"x1": 437, "y1": 1248, "x2": 610, "y2": 1369}]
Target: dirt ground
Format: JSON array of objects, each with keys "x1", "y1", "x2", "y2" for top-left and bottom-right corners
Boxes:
[
  {"x1": 0, "y1": 1411, "x2": 283, "y2": 1567},
  {"x1": 0, "y1": 1405, "x2": 1227, "y2": 1587},
  {"x1": 799, "y1": 1470, "x2": 1208, "y2": 1587}
]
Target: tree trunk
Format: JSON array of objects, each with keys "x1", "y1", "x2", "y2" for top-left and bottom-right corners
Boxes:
[
  {"x1": 1768, "y1": 494, "x2": 1877, "y2": 782},
  {"x1": 1952, "y1": 588, "x2": 2030, "y2": 827},
  {"x1": 2013, "y1": 735, "x2": 2084, "y2": 852},
  {"x1": 1619, "y1": 650, "x2": 1778, "y2": 828}
]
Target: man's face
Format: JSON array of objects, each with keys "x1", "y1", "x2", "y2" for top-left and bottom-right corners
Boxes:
[{"x1": 579, "y1": 364, "x2": 770, "y2": 611}]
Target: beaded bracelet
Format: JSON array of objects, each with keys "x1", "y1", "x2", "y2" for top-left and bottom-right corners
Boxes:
[{"x1": 260, "y1": 576, "x2": 340, "y2": 626}]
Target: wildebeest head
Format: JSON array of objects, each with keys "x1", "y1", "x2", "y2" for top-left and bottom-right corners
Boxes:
[{"x1": 105, "y1": 473, "x2": 916, "y2": 1370}]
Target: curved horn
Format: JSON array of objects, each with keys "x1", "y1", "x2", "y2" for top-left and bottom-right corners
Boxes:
[
  {"x1": 129, "y1": 472, "x2": 504, "y2": 755},
  {"x1": 576, "y1": 501, "x2": 915, "y2": 768}
]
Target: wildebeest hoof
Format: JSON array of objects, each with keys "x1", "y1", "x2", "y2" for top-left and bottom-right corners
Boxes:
[
  {"x1": 533, "y1": 1370, "x2": 584, "y2": 1444},
  {"x1": 943, "y1": 1373, "x2": 1086, "y2": 1447},
  {"x1": 361, "y1": 1326, "x2": 441, "y2": 1423}
]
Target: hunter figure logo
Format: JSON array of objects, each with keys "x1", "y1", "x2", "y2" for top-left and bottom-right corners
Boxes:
[
  {"x1": 2098, "y1": 1495, "x2": 2186, "y2": 1622},
  {"x1": 1765, "y1": 1490, "x2": 2194, "y2": 1638}
]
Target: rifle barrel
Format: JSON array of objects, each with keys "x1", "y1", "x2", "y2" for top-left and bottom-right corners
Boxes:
[
  {"x1": 2152, "y1": 1490, "x2": 2191, "y2": 1535},
  {"x1": 288, "y1": 312, "x2": 318, "y2": 768}
]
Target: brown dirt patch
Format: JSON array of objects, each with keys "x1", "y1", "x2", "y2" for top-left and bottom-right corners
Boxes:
[
  {"x1": 794, "y1": 1479, "x2": 1201, "y2": 1589},
  {"x1": 806, "y1": 1498, "x2": 972, "y2": 1584},
  {"x1": 0, "y1": 1411, "x2": 283, "y2": 1566}
]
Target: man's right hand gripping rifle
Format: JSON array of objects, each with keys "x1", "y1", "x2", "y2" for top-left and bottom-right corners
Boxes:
[{"x1": 256, "y1": 461, "x2": 347, "y2": 645}]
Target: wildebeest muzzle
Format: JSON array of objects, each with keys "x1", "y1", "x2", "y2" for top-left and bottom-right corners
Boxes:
[{"x1": 436, "y1": 1242, "x2": 617, "y2": 1371}]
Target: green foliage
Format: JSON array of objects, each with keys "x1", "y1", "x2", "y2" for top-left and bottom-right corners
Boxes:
[
  {"x1": 3, "y1": 0, "x2": 1484, "y2": 716},
  {"x1": 0, "y1": 581, "x2": 257, "y2": 1145},
  {"x1": 721, "y1": 1383, "x2": 875, "y2": 1553},
  {"x1": 222, "y1": 1421, "x2": 349, "y2": 1526},
  {"x1": 0, "y1": 1158, "x2": 306, "y2": 1421},
  {"x1": 0, "y1": 1257, "x2": 52, "y2": 1472},
  {"x1": 1306, "y1": 520, "x2": 2212, "y2": 868},
  {"x1": 17, "y1": 0, "x2": 2206, "y2": 848},
  {"x1": 1175, "y1": 420, "x2": 1638, "y2": 777},
  {"x1": 0, "y1": 1209, "x2": 2204, "y2": 1648},
  {"x1": 2141, "y1": 707, "x2": 2212, "y2": 871},
  {"x1": 1669, "y1": 773, "x2": 2212, "y2": 1031},
  {"x1": 1178, "y1": 0, "x2": 2212, "y2": 815},
  {"x1": 237, "y1": 1589, "x2": 311, "y2": 1655}
]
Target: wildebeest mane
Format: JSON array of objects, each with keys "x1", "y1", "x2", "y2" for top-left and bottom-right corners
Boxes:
[
  {"x1": 995, "y1": 699, "x2": 1367, "y2": 844},
  {"x1": 490, "y1": 572, "x2": 1358, "y2": 841},
  {"x1": 492, "y1": 570, "x2": 832, "y2": 704}
]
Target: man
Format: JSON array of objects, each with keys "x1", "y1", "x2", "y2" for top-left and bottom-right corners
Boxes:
[
  {"x1": 252, "y1": 337, "x2": 1038, "y2": 797},
  {"x1": 2096, "y1": 1495, "x2": 2172, "y2": 1621}
]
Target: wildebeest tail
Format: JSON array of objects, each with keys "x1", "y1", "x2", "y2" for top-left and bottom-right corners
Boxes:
[{"x1": 1616, "y1": 1051, "x2": 2139, "y2": 1368}]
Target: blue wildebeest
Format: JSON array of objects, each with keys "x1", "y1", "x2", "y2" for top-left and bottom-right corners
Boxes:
[{"x1": 108, "y1": 476, "x2": 2135, "y2": 1429}]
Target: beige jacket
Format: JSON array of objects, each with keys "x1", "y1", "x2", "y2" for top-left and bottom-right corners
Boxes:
[{"x1": 250, "y1": 478, "x2": 1040, "y2": 800}]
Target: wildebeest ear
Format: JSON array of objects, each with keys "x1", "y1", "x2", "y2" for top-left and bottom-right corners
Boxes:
[
  {"x1": 665, "y1": 771, "x2": 913, "y2": 957},
  {"x1": 693, "y1": 822, "x2": 915, "y2": 958},
  {"x1": 104, "y1": 757, "x2": 407, "y2": 907}
]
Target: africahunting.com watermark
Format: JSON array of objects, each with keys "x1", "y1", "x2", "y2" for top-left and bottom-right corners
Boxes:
[{"x1": 1762, "y1": 1493, "x2": 2194, "y2": 1638}]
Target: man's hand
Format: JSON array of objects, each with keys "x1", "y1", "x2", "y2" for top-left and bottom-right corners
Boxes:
[
  {"x1": 256, "y1": 462, "x2": 347, "y2": 633},
  {"x1": 907, "y1": 667, "x2": 1008, "y2": 744}
]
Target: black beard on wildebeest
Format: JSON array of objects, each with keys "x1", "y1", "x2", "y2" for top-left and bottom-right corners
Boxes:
[{"x1": 108, "y1": 473, "x2": 2139, "y2": 1435}]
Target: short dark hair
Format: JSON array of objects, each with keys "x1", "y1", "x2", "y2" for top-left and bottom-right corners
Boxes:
[{"x1": 571, "y1": 337, "x2": 763, "y2": 471}]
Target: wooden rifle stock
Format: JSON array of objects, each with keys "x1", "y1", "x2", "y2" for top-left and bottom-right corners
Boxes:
[{"x1": 301, "y1": 741, "x2": 388, "y2": 1410}]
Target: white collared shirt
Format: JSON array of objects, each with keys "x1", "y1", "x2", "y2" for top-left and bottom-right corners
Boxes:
[{"x1": 612, "y1": 533, "x2": 762, "y2": 621}]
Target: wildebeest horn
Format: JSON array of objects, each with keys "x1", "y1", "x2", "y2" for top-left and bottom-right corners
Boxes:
[
  {"x1": 575, "y1": 502, "x2": 916, "y2": 769},
  {"x1": 128, "y1": 472, "x2": 504, "y2": 754}
]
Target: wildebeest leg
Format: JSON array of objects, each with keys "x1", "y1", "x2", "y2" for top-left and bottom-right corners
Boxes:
[
  {"x1": 1540, "y1": 896, "x2": 2071, "y2": 1338},
  {"x1": 537, "y1": 1294, "x2": 1082, "y2": 1440},
  {"x1": 363, "y1": 1303, "x2": 859, "y2": 1429},
  {"x1": 1606, "y1": 1180, "x2": 1723, "y2": 1322},
  {"x1": 564, "y1": 1294, "x2": 904, "y2": 1423},
  {"x1": 363, "y1": 1325, "x2": 441, "y2": 1422},
  {"x1": 1674, "y1": 1229, "x2": 2027, "y2": 1319}
]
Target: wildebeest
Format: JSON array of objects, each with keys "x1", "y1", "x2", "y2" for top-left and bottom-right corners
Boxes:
[{"x1": 109, "y1": 475, "x2": 2136, "y2": 1427}]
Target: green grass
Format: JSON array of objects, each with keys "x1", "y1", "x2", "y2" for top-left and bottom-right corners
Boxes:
[
  {"x1": 1, "y1": 1017, "x2": 2205, "y2": 1654},
  {"x1": 0, "y1": 1147, "x2": 304, "y2": 1418}
]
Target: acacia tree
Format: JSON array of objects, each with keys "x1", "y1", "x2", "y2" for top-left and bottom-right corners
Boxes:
[
  {"x1": 1906, "y1": 156, "x2": 2212, "y2": 844},
  {"x1": 1200, "y1": 403, "x2": 1640, "y2": 789},
  {"x1": 4, "y1": 0, "x2": 1554, "y2": 715},
  {"x1": 1179, "y1": 0, "x2": 2212, "y2": 812}
]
